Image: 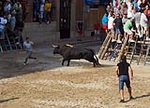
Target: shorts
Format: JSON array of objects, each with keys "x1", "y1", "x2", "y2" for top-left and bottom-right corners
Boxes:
[
  {"x1": 115, "y1": 28, "x2": 121, "y2": 34},
  {"x1": 102, "y1": 25, "x2": 108, "y2": 30},
  {"x1": 124, "y1": 29, "x2": 133, "y2": 35},
  {"x1": 119, "y1": 75, "x2": 131, "y2": 90}
]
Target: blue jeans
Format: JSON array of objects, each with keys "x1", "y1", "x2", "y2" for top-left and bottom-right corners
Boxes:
[{"x1": 119, "y1": 75, "x2": 131, "y2": 90}]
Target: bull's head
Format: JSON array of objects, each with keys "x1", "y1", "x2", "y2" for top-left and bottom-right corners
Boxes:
[{"x1": 52, "y1": 45, "x2": 60, "y2": 54}]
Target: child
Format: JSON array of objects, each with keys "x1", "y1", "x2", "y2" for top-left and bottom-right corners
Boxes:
[{"x1": 23, "y1": 37, "x2": 37, "y2": 65}]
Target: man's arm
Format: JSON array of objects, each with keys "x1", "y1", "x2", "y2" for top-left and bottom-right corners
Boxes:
[
  {"x1": 115, "y1": 66, "x2": 119, "y2": 77},
  {"x1": 129, "y1": 66, "x2": 133, "y2": 80}
]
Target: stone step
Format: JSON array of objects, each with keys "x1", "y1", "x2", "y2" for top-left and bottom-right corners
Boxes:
[
  {"x1": 24, "y1": 21, "x2": 57, "y2": 32},
  {"x1": 22, "y1": 21, "x2": 60, "y2": 45}
]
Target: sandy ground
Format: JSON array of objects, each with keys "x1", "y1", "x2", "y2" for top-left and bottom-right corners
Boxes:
[{"x1": 0, "y1": 44, "x2": 150, "y2": 108}]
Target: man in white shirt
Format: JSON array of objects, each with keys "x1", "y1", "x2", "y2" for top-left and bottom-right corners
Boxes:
[
  {"x1": 140, "y1": 10, "x2": 149, "y2": 40},
  {"x1": 108, "y1": 13, "x2": 115, "y2": 42}
]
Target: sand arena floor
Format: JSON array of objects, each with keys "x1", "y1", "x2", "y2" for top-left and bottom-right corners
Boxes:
[{"x1": 0, "y1": 45, "x2": 150, "y2": 108}]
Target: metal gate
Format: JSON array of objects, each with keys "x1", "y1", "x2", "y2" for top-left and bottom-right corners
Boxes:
[{"x1": 59, "y1": 0, "x2": 71, "y2": 39}]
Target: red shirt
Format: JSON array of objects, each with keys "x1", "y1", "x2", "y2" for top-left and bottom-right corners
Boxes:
[{"x1": 94, "y1": 23, "x2": 100, "y2": 30}]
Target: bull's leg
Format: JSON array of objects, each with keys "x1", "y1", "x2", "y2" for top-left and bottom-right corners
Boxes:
[
  {"x1": 67, "y1": 59, "x2": 70, "y2": 66},
  {"x1": 93, "y1": 62, "x2": 96, "y2": 67},
  {"x1": 62, "y1": 59, "x2": 65, "y2": 66}
]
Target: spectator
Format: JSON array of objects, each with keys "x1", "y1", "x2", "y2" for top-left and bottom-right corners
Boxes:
[
  {"x1": 93, "y1": 20, "x2": 100, "y2": 40},
  {"x1": 9, "y1": 10, "x2": 16, "y2": 31},
  {"x1": 3, "y1": 0, "x2": 12, "y2": 14},
  {"x1": 120, "y1": 2, "x2": 128, "y2": 15},
  {"x1": 140, "y1": 9, "x2": 149, "y2": 40},
  {"x1": 108, "y1": 13, "x2": 116, "y2": 49},
  {"x1": 33, "y1": 0, "x2": 40, "y2": 21},
  {"x1": 132, "y1": 0, "x2": 140, "y2": 12},
  {"x1": 44, "y1": 0, "x2": 52, "y2": 24},
  {"x1": 122, "y1": 13, "x2": 128, "y2": 25},
  {"x1": 101, "y1": 12, "x2": 109, "y2": 33},
  {"x1": 0, "y1": 13, "x2": 7, "y2": 40},
  {"x1": 140, "y1": 0, "x2": 147, "y2": 12},
  {"x1": 13, "y1": 0, "x2": 23, "y2": 22},
  {"x1": 0, "y1": 13, "x2": 7, "y2": 50},
  {"x1": 133, "y1": 9, "x2": 142, "y2": 39},
  {"x1": 123, "y1": 16, "x2": 135, "y2": 42},
  {"x1": 108, "y1": 13, "x2": 115, "y2": 41},
  {"x1": 113, "y1": 14, "x2": 124, "y2": 43},
  {"x1": 39, "y1": 1, "x2": 45, "y2": 24}
]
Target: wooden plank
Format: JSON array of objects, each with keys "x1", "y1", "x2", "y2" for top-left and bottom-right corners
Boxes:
[
  {"x1": 116, "y1": 35, "x2": 129, "y2": 62},
  {"x1": 98, "y1": 32, "x2": 111, "y2": 59}
]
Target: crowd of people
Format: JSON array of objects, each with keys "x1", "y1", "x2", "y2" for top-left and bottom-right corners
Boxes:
[
  {"x1": 0, "y1": 0, "x2": 54, "y2": 51},
  {"x1": 0, "y1": 0, "x2": 26, "y2": 51},
  {"x1": 33, "y1": 0, "x2": 54, "y2": 24},
  {"x1": 101, "y1": 0, "x2": 150, "y2": 45}
]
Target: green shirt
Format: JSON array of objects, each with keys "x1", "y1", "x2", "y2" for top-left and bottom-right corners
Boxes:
[{"x1": 124, "y1": 20, "x2": 132, "y2": 30}]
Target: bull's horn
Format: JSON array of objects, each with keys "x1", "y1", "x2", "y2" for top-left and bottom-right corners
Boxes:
[
  {"x1": 66, "y1": 44, "x2": 73, "y2": 48},
  {"x1": 52, "y1": 45, "x2": 58, "y2": 48}
]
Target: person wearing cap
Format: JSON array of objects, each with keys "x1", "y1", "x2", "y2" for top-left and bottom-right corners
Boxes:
[{"x1": 115, "y1": 55, "x2": 134, "y2": 103}]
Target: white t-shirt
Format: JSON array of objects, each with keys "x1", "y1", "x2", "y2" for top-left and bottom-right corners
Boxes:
[
  {"x1": 108, "y1": 16, "x2": 115, "y2": 30},
  {"x1": 40, "y1": 4, "x2": 44, "y2": 12},
  {"x1": 0, "y1": 17, "x2": 7, "y2": 29},
  {"x1": 23, "y1": 41, "x2": 34, "y2": 51},
  {"x1": 140, "y1": 13, "x2": 148, "y2": 27}
]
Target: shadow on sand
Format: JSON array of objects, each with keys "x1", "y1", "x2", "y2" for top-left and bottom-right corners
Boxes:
[
  {"x1": 0, "y1": 97, "x2": 19, "y2": 103},
  {"x1": 125, "y1": 93, "x2": 150, "y2": 103}
]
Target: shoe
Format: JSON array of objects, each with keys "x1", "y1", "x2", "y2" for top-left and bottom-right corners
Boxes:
[
  {"x1": 23, "y1": 62, "x2": 27, "y2": 65},
  {"x1": 146, "y1": 37, "x2": 150, "y2": 41},
  {"x1": 117, "y1": 40, "x2": 122, "y2": 44},
  {"x1": 130, "y1": 96, "x2": 134, "y2": 100},
  {"x1": 120, "y1": 99, "x2": 125, "y2": 103},
  {"x1": 128, "y1": 39, "x2": 135, "y2": 43},
  {"x1": 112, "y1": 39, "x2": 116, "y2": 42}
]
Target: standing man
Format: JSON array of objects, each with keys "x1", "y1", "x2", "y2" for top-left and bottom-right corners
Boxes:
[
  {"x1": 115, "y1": 55, "x2": 134, "y2": 102},
  {"x1": 44, "y1": 0, "x2": 52, "y2": 24},
  {"x1": 23, "y1": 37, "x2": 37, "y2": 65}
]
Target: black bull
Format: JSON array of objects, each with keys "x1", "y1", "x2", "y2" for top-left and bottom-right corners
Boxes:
[{"x1": 52, "y1": 44, "x2": 101, "y2": 67}]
